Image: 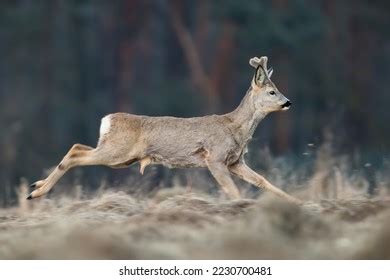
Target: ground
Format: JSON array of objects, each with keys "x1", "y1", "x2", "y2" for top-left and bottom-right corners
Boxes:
[{"x1": 0, "y1": 187, "x2": 389, "y2": 259}]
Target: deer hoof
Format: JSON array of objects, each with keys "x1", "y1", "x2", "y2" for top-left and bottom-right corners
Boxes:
[{"x1": 29, "y1": 180, "x2": 46, "y2": 190}]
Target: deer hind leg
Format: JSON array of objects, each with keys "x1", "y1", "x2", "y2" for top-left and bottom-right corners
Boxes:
[
  {"x1": 229, "y1": 162, "x2": 302, "y2": 204},
  {"x1": 28, "y1": 143, "x2": 104, "y2": 199},
  {"x1": 206, "y1": 160, "x2": 241, "y2": 199}
]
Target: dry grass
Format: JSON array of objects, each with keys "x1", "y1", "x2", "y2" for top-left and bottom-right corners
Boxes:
[{"x1": 0, "y1": 187, "x2": 389, "y2": 259}]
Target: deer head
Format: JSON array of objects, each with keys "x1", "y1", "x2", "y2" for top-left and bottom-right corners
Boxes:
[{"x1": 248, "y1": 56, "x2": 291, "y2": 112}]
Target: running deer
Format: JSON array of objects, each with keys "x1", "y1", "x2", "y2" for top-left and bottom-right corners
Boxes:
[{"x1": 28, "y1": 56, "x2": 301, "y2": 204}]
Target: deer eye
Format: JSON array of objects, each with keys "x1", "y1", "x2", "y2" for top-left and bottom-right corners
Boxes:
[{"x1": 269, "y1": 91, "x2": 276, "y2": 95}]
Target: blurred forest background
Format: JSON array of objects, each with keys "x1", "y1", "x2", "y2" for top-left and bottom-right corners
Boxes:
[{"x1": 0, "y1": 0, "x2": 389, "y2": 205}]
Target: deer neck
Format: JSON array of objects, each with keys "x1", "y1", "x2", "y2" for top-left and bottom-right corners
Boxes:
[{"x1": 226, "y1": 87, "x2": 268, "y2": 144}]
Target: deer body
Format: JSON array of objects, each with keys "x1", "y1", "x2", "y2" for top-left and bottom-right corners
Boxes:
[{"x1": 28, "y1": 56, "x2": 301, "y2": 204}]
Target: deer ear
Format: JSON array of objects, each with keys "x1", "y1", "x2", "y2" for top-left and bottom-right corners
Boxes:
[
  {"x1": 250, "y1": 56, "x2": 270, "y2": 85},
  {"x1": 254, "y1": 65, "x2": 267, "y2": 85}
]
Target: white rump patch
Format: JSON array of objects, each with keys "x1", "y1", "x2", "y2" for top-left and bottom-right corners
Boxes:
[{"x1": 100, "y1": 115, "x2": 111, "y2": 136}]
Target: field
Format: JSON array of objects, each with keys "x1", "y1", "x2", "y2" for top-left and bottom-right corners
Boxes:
[
  {"x1": 0, "y1": 145, "x2": 389, "y2": 259},
  {"x1": 0, "y1": 189, "x2": 389, "y2": 259}
]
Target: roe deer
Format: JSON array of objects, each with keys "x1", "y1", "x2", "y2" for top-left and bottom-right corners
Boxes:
[{"x1": 28, "y1": 56, "x2": 301, "y2": 204}]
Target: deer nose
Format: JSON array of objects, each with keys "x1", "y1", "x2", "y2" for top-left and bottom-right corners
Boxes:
[{"x1": 282, "y1": 100, "x2": 291, "y2": 109}]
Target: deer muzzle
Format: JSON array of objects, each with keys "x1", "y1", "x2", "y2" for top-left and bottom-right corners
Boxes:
[{"x1": 281, "y1": 100, "x2": 292, "y2": 110}]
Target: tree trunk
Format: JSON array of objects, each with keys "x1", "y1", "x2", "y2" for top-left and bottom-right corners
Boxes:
[{"x1": 169, "y1": 0, "x2": 219, "y2": 112}]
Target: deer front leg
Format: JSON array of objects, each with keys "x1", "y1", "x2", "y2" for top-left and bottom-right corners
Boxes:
[
  {"x1": 229, "y1": 162, "x2": 302, "y2": 204},
  {"x1": 206, "y1": 160, "x2": 241, "y2": 199}
]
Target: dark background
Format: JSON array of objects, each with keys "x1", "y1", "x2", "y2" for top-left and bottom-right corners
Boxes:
[{"x1": 1, "y1": 0, "x2": 389, "y2": 203}]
